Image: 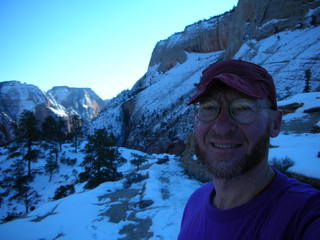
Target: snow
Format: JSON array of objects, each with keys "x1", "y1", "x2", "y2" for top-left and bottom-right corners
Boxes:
[
  {"x1": 0, "y1": 87, "x2": 320, "y2": 239},
  {"x1": 258, "y1": 18, "x2": 287, "y2": 30},
  {"x1": 270, "y1": 133, "x2": 320, "y2": 178},
  {"x1": 135, "y1": 51, "x2": 224, "y2": 113},
  {"x1": 278, "y1": 92, "x2": 320, "y2": 121},
  {"x1": 0, "y1": 145, "x2": 201, "y2": 239},
  {"x1": 305, "y1": 6, "x2": 320, "y2": 17},
  {"x1": 234, "y1": 26, "x2": 320, "y2": 99}
]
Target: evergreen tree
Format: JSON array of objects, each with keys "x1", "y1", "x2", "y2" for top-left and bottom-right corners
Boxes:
[
  {"x1": 45, "y1": 153, "x2": 59, "y2": 182},
  {"x1": 80, "y1": 128, "x2": 121, "y2": 189},
  {"x1": 57, "y1": 117, "x2": 66, "y2": 151},
  {"x1": 303, "y1": 69, "x2": 311, "y2": 93},
  {"x1": 42, "y1": 116, "x2": 58, "y2": 141},
  {"x1": 18, "y1": 111, "x2": 40, "y2": 177},
  {"x1": 70, "y1": 115, "x2": 82, "y2": 153},
  {"x1": 42, "y1": 116, "x2": 60, "y2": 162},
  {"x1": 10, "y1": 159, "x2": 39, "y2": 214}
]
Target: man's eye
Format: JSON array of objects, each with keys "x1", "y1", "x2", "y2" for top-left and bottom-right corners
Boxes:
[{"x1": 201, "y1": 105, "x2": 219, "y2": 112}]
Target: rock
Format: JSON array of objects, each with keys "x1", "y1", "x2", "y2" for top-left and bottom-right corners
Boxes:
[{"x1": 279, "y1": 102, "x2": 304, "y2": 115}]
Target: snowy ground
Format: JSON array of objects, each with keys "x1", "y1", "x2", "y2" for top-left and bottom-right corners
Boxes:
[
  {"x1": 0, "y1": 144, "x2": 200, "y2": 240},
  {"x1": 0, "y1": 93, "x2": 319, "y2": 240}
]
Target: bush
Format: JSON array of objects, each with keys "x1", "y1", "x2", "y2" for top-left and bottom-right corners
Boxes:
[
  {"x1": 156, "y1": 156, "x2": 169, "y2": 165},
  {"x1": 123, "y1": 172, "x2": 149, "y2": 188},
  {"x1": 7, "y1": 151, "x2": 22, "y2": 159},
  {"x1": 53, "y1": 184, "x2": 75, "y2": 200},
  {"x1": 84, "y1": 170, "x2": 123, "y2": 189},
  {"x1": 7, "y1": 145, "x2": 19, "y2": 153},
  {"x1": 1, "y1": 212, "x2": 23, "y2": 223},
  {"x1": 130, "y1": 153, "x2": 148, "y2": 169},
  {"x1": 270, "y1": 156, "x2": 294, "y2": 173},
  {"x1": 78, "y1": 171, "x2": 90, "y2": 183},
  {"x1": 60, "y1": 157, "x2": 77, "y2": 166}
]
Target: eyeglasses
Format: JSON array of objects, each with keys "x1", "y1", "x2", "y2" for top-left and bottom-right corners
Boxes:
[{"x1": 196, "y1": 98, "x2": 271, "y2": 124}]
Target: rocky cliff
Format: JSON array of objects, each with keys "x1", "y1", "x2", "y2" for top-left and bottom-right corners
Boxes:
[
  {"x1": 147, "y1": 0, "x2": 320, "y2": 73},
  {"x1": 89, "y1": 0, "x2": 320, "y2": 154},
  {"x1": 0, "y1": 81, "x2": 105, "y2": 145},
  {"x1": 48, "y1": 86, "x2": 105, "y2": 122}
]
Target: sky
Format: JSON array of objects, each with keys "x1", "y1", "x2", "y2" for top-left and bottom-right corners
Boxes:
[{"x1": 1, "y1": 0, "x2": 238, "y2": 100}]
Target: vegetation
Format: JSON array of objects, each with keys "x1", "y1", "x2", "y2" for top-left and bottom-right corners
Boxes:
[
  {"x1": 53, "y1": 184, "x2": 75, "y2": 200},
  {"x1": 80, "y1": 128, "x2": 122, "y2": 189},
  {"x1": 17, "y1": 110, "x2": 40, "y2": 177},
  {"x1": 270, "y1": 156, "x2": 294, "y2": 173},
  {"x1": 70, "y1": 114, "x2": 83, "y2": 153},
  {"x1": 303, "y1": 69, "x2": 311, "y2": 93}
]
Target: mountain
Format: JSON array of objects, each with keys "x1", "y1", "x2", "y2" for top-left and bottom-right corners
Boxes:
[
  {"x1": 48, "y1": 86, "x2": 105, "y2": 122},
  {"x1": 0, "y1": 91, "x2": 319, "y2": 239},
  {"x1": 0, "y1": 81, "x2": 69, "y2": 144},
  {"x1": 0, "y1": 81, "x2": 105, "y2": 145},
  {"x1": 90, "y1": 0, "x2": 320, "y2": 154},
  {"x1": 0, "y1": 81, "x2": 68, "y2": 122}
]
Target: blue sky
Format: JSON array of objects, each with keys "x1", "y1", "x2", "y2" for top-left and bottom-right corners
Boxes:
[{"x1": 1, "y1": 0, "x2": 238, "y2": 99}]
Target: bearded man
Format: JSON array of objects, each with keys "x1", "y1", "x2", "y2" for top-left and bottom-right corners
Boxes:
[{"x1": 178, "y1": 60, "x2": 320, "y2": 240}]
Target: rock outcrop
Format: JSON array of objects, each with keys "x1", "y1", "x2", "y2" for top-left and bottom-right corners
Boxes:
[
  {"x1": 148, "y1": 0, "x2": 320, "y2": 73},
  {"x1": 48, "y1": 86, "x2": 105, "y2": 122},
  {"x1": 90, "y1": 0, "x2": 320, "y2": 155},
  {"x1": 0, "y1": 81, "x2": 105, "y2": 145}
]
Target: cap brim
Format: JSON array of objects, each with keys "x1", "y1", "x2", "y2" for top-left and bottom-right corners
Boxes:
[{"x1": 188, "y1": 73, "x2": 266, "y2": 105}]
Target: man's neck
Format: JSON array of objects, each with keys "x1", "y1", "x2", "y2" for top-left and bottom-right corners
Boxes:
[{"x1": 212, "y1": 162, "x2": 275, "y2": 210}]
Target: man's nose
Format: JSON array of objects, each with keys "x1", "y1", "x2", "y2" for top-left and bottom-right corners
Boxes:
[{"x1": 209, "y1": 107, "x2": 237, "y2": 137}]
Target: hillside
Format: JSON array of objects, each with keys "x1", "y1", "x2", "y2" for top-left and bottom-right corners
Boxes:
[
  {"x1": 0, "y1": 92, "x2": 319, "y2": 239},
  {"x1": 89, "y1": 0, "x2": 320, "y2": 154}
]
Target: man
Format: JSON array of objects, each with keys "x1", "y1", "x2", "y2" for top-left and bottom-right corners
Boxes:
[{"x1": 178, "y1": 60, "x2": 320, "y2": 239}]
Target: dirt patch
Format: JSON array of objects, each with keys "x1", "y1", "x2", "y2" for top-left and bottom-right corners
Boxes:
[
  {"x1": 281, "y1": 112, "x2": 320, "y2": 134},
  {"x1": 97, "y1": 184, "x2": 154, "y2": 239}
]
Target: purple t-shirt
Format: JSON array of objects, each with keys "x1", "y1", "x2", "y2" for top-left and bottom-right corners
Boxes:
[{"x1": 178, "y1": 170, "x2": 320, "y2": 240}]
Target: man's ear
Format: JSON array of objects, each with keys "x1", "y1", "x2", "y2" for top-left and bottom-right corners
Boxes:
[{"x1": 270, "y1": 110, "x2": 282, "y2": 138}]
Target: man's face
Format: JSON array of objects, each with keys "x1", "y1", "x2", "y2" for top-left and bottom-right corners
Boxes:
[{"x1": 194, "y1": 86, "x2": 281, "y2": 179}]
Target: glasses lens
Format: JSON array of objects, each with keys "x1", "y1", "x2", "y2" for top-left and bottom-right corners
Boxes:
[
  {"x1": 197, "y1": 100, "x2": 220, "y2": 122},
  {"x1": 230, "y1": 99, "x2": 256, "y2": 123}
]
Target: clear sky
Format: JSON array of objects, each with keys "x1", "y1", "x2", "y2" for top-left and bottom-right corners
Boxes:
[{"x1": 1, "y1": 0, "x2": 238, "y2": 100}]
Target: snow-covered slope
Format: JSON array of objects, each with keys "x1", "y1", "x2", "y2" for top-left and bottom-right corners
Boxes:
[
  {"x1": 90, "y1": 24, "x2": 320, "y2": 154},
  {"x1": 48, "y1": 86, "x2": 105, "y2": 122},
  {"x1": 90, "y1": 51, "x2": 225, "y2": 152},
  {"x1": 0, "y1": 81, "x2": 68, "y2": 121},
  {"x1": 1, "y1": 96, "x2": 320, "y2": 239},
  {"x1": 234, "y1": 26, "x2": 320, "y2": 99},
  {"x1": 0, "y1": 143, "x2": 200, "y2": 239}
]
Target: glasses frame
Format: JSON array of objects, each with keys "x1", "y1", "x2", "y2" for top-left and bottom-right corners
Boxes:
[{"x1": 195, "y1": 98, "x2": 272, "y2": 125}]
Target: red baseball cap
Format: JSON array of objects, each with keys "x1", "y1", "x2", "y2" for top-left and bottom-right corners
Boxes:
[{"x1": 188, "y1": 60, "x2": 277, "y2": 109}]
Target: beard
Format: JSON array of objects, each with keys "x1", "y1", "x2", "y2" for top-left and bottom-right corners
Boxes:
[{"x1": 195, "y1": 134, "x2": 270, "y2": 179}]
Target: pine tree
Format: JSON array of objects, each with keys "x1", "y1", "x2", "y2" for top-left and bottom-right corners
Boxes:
[
  {"x1": 10, "y1": 159, "x2": 39, "y2": 214},
  {"x1": 70, "y1": 115, "x2": 82, "y2": 153},
  {"x1": 80, "y1": 128, "x2": 121, "y2": 189},
  {"x1": 45, "y1": 153, "x2": 59, "y2": 182},
  {"x1": 42, "y1": 116, "x2": 61, "y2": 162},
  {"x1": 18, "y1": 111, "x2": 40, "y2": 177},
  {"x1": 303, "y1": 69, "x2": 311, "y2": 93},
  {"x1": 57, "y1": 117, "x2": 66, "y2": 151}
]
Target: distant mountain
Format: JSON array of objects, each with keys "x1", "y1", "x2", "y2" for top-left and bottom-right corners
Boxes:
[
  {"x1": 0, "y1": 81, "x2": 68, "y2": 121},
  {"x1": 48, "y1": 86, "x2": 105, "y2": 122},
  {"x1": 0, "y1": 81, "x2": 105, "y2": 145},
  {"x1": 89, "y1": 0, "x2": 320, "y2": 154},
  {"x1": 0, "y1": 81, "x2": 68, "y2": 144}
]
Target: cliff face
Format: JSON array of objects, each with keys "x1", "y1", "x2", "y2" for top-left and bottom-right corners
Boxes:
[
  {"x1": 48, "y1": 86, "x2": 105, "y2": 122},
  {"x1": 147, "y1": 0, "x2": 320, "y2": 73},
  {"x1": 90, "y1": 0, "x2": 320, "y2": 154},
  {"x1": 0, "y1": 82, "x2": 106, "y2": 145}
]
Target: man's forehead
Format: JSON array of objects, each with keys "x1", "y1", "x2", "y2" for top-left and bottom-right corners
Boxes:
[{"x1": 200, "y1": 84, "x2": 257, "y2": 101}]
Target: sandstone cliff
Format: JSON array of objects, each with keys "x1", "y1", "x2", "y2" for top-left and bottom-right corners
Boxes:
[{"x1": 90, "y1": 0, "x2": 320, "y2": 155}]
